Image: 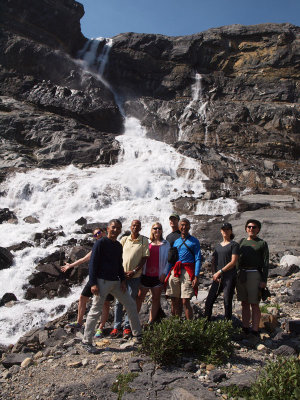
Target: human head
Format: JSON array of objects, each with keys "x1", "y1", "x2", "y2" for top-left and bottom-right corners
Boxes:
[
  {"x1": 93, "y1": 227, "x2": 105, "y2": 240},
  {"x1": 245, "y1": 219, "x2": 261, "y2": 232},
  {"x1": 169, "y1": 213, "x2": 180, "y2": 232},
  {"x1": 149, "y1": 222, "x2": 163, "y2": 242},
  {"x1": 221, "y1": 222, "x2": 235, "y2": 240},
  {"x1": 179, "y1": 218, "x2": 190, "y2": 236},
  {"x1": 130, "y1": 220, "x2": 141, "y2": 237},
  {"x1": 107, "y1": 219, "x2": 122, "y2": 240}
]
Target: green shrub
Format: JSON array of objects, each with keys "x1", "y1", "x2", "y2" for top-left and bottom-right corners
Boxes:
[
  {"x1": 140, "y1": 317, "x2": 236, "y2": 366},
  {"x1": 111, "y1": 372, "x2": 138, "y2": 400},
  {"x1": 221, "y1": 357, "x2": 300, "y2": 400},
  {"x1": 252, "y1": 357, "x2": 300, "y2": 400}
]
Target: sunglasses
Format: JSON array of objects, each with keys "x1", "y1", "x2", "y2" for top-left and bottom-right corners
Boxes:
[
  {"x1": 153, "y1": 227, "x2": 162, "y2": 230},
  {"x1": 93, "y1": 231, "x2": 102, "y2": 237},
  {"x1": 247, "y1": 225, "x2": 258, "y2": 230}
]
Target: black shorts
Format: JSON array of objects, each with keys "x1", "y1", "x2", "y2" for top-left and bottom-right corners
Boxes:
[
  {"x1": 81, "y1": 283, "x2": 114, "y2": 301},
  {"x1": 140, "y1": 275, "x2": 162, "y2": 288}
]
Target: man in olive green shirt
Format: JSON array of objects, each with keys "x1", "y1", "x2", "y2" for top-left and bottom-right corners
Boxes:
[{"x1": 111, "y1": 220, "x2": 149, "y2": 339}]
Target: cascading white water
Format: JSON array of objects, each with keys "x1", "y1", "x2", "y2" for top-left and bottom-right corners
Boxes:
[
  {"x1": 0, "y1": 39, "x2": 237, "y2": 345},
  {"x1": 178, "y1": 73, "x2": 209, "y2": 144}
]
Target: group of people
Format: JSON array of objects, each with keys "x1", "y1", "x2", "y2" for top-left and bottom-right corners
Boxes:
[{"x1": 62, "y1": 214, "x2": 269, "y2": 354}]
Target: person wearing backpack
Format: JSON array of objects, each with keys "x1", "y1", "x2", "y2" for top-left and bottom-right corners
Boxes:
[
  {"x1": 236, "y1": 219, "x2": 269, "y2": 336},
  {"x1": 161, "y1": 218, "x2": 202, "y2": 319}
]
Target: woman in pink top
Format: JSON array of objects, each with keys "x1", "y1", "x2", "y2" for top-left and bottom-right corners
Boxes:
[{"x1": 136, "y1": 222, "x2": 170, "y2": 323}]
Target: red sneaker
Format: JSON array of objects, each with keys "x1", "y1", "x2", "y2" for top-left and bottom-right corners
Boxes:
[
  {"x1": 110, "y1": 328, "x2": 122, "y2": 338},
  {"x1": 123, "y1": 328, "x2": 132, "y2": 339}
]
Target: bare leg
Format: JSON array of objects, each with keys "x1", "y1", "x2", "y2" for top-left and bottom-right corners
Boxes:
[
  {"x1": 149, "y1": 286, "x2": 163, "y2": 322},
  {"x1": 99, "y1": 300, "x2": 110, "y2": 329},
  {"x1": 182, "y1": 298, "x2": 193, "y2": 320},
  {"x1": 171, "y1": 298, "x2": 182, "y2": 316},
  {"x1": 136, "y1": 287, "x2": 149, "y2": 313},
  {"x1": 77, "y1": 295, "x2": 89, "y2": 325},
  {"x1": 241, "y1": 301, "x2": 251, "y2": 329},
  {"x1": 251, "y1": 303, "x2": 261, "y2": 332}
]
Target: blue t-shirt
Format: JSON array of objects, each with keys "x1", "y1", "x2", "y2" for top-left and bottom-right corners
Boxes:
[{"x1": 164, "y1": 234, "x2": 202, "y2": 276}]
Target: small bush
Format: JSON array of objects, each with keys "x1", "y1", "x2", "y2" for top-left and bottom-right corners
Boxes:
[
  {"x1": 252, "y1": 357, "x2": 300, "y2": 400},
  {"x1": 111, "y1": 372, "x2": 138, "y2": 400},
  {"x1": 140, "y1": 317, "x2": 236, "y2": 366},
  {"x1": 221, "y1": 357, "x2": 300, "y2": 400}
]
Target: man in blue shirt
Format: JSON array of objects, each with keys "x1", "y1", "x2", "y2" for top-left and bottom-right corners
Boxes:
[{"x1": 162, "y1": 218, "x2": 201, "y2": 319}]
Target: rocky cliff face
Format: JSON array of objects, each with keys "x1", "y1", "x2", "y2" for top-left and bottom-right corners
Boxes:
[{"x1": 0, "y1": 0, "x2": 299, "y2": 197}]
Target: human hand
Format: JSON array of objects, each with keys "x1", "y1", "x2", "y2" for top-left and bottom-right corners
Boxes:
[
  {"x1": 259, "y1": 281, "x2": 266, "y2": 289},
  {"x1": 61, "y1": 263, "x2": 71, "y2": 273},
  {"x1": 159, "y1": 273, "x2": 166, "y2": 283},
  {"x1": 91, "y1": 285, "x2": 99, "y2": 295},
  {"x1": 213, "y1": 271, "x2": 221, "y2": 282},
  {"x1": 192, "y1": 276, "x2": 199, "y2": 288},
  {"x1": 125, "y1": 270, "x2": 135, "y2": 279}
]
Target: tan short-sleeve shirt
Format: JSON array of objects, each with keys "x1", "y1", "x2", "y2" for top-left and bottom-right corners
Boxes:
[{"x1": 120, "y1": 234, "x2": 150, "y2": 277}]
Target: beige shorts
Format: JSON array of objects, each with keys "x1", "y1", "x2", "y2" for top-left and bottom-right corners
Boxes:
[
  {"x1": 236, "y1": 270, "x2": 261, "y2": 304},
  {"x1": 165, "y1": 268, "x2": 194, "y2": 299}
]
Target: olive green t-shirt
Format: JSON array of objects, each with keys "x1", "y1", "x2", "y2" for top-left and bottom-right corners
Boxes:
[{"x1": 238, "y1": 237, "x2": 269, "y2": 282}]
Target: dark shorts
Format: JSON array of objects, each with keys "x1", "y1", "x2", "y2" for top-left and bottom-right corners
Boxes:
[
  {"x1": 81, "y1": 282, "x2": 114, "y2": 301},
  {"x1": 140, "y1": 275, "x2": 162, "y2": 288}
]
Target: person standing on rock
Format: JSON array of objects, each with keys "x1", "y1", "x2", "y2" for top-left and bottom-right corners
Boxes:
[
  {"x1": 165, "y1": 213, "x2": 183, "y2": 316},
  {"x1": 204, "y1": 223, "x2": 239, "y2": 321},
  {"x1": 236, "y1": 219, "x2": 269, "y2": 336},
  {"x1": 61, "y1": 227, "x2": 112, "y2": 338},
  {"x1": 110, "y1": 219, "x2": 149, "y2": 339},
  {"x1": 162, "y1": 218, "x2": 201, "y2": 320},
  {"x1": 82, "y1": 219, "x2": 142, "y2": 354},
  {"x1": 136, "y1": 222, "x2": 170, "y2": 324}
]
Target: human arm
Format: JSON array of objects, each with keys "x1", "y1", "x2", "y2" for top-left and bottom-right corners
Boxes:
[
  {"x1": 88, "y1": 242, "x2": 101, "y2": 286},
  {"x1": 213, "y1": 254, "x2": 239, "y2": 281},
  {"x1": 260, "y1": 240, "x2": 269, "y2": 286},
  {"x1": 194, "y1": 239, "x2": 202, "y2": 277},
  {"x1": 125, "y1": 256, "x2": 149, "y2": 278},
  {"x1": 61, "y1": 251, "x2": 92, "y2": 272}
]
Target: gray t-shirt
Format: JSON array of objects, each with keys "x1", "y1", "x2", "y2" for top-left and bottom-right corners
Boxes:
[{"x1": 213, "y1": 241, "x2": 239, "y2": 274}]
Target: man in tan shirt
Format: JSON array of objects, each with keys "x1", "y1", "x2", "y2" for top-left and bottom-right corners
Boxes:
[{"x1": 110, "y1": 220, "x2": 149, "y2": 339}]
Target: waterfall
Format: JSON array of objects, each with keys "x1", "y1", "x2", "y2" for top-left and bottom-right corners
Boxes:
[
  {"x1": 0, "y1": 40, "x2": 237, "y2": 345},
  {"x1": 178, "y1": 73, "x2": 209, "y2": 144}
]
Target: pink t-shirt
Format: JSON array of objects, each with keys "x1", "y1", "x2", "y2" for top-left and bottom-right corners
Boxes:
[{"x1": 145, "y1": 244, "x2": 160, "y2": 276}]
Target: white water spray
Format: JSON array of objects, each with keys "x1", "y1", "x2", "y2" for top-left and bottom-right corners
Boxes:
[{"x1": 0, "y1": 40, "x2": 237, "y2": 345}]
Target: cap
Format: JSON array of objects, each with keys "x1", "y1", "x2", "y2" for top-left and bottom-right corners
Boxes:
[
  {"x1": 169, "y1": 213, "x2": 180, "y2": 220},
  {"x1": 221, "y1": 222, "x2": 232, "y2": 230}
]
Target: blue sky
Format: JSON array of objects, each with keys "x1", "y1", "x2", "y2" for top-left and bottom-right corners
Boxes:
[{"x1": 78, "y1": 0, "x2": 299, "y2": 39}]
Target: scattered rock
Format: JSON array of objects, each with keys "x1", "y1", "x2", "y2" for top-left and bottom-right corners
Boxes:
[
  {"x1": 0, "y1": 247, "x2": 14, "y2": 270},
  {"x1": 0, "y1": 292, "x2": 18, "y2": 306}
]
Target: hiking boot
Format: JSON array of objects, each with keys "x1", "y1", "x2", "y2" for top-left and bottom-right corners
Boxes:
[
  {"x1": 94, "y1": 328, "x2": 104, "y2": 338},
  {"x1": 67, "y1": 321, "x2": 82, "y2": 329},
  {"x1": 123, "y1": 328, "x2": 132, "y2": 340},
  {"x1": 110, "y1": 328, "x2": 122, "y2": 338},
  {"x1": 81, "y1": 343, "x2": 101, "y2": 354}
]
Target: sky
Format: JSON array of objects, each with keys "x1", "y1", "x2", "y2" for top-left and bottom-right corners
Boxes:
[{"x1": 78, "y1": 0, "x2": 299, "y2": 39}]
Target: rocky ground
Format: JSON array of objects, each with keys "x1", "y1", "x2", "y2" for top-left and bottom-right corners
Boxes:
[{"x1": 1, "y1": 257, "x2": 299, "y2": 400}]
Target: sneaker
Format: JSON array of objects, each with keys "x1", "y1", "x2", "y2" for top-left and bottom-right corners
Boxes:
[
  {"x1": 110, "y1": 328, "x2": 122, "y2": 338},
  {"x1": 132, "y1": 335, "x2": 142, "y2": 345},
  {"x1": 81, "y1": 343, "x2": 101, "y2": 354},
  {"x1": 67, "y1": 321, "x2": 82, "y2": 329},
  {"x1": 123, "y1": 328, "x2": 132, "y2": 340},
  {"x1": 94, "y1": 328, "x2": 104, "y2": 338}
]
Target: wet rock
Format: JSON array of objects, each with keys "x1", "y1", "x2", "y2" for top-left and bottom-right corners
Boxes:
[
  {"x1": 0, "y1": 292, "x2": 17, "y2": 306},
  {"x1": 0, "y1": 247, "x2": 14, "y2": 270},
  {"x1": 75, "y1": 217, "x2": 87, "y2": 225},
  {"x1": 23, "y1": 215, "x2": 40, "y2": 224},
  {"x1": 8, "y1": 241, "x2": 34, "y2": 252},
  {"x1": 0, "y1": 208, "x2": 17, "y2": 224}
]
